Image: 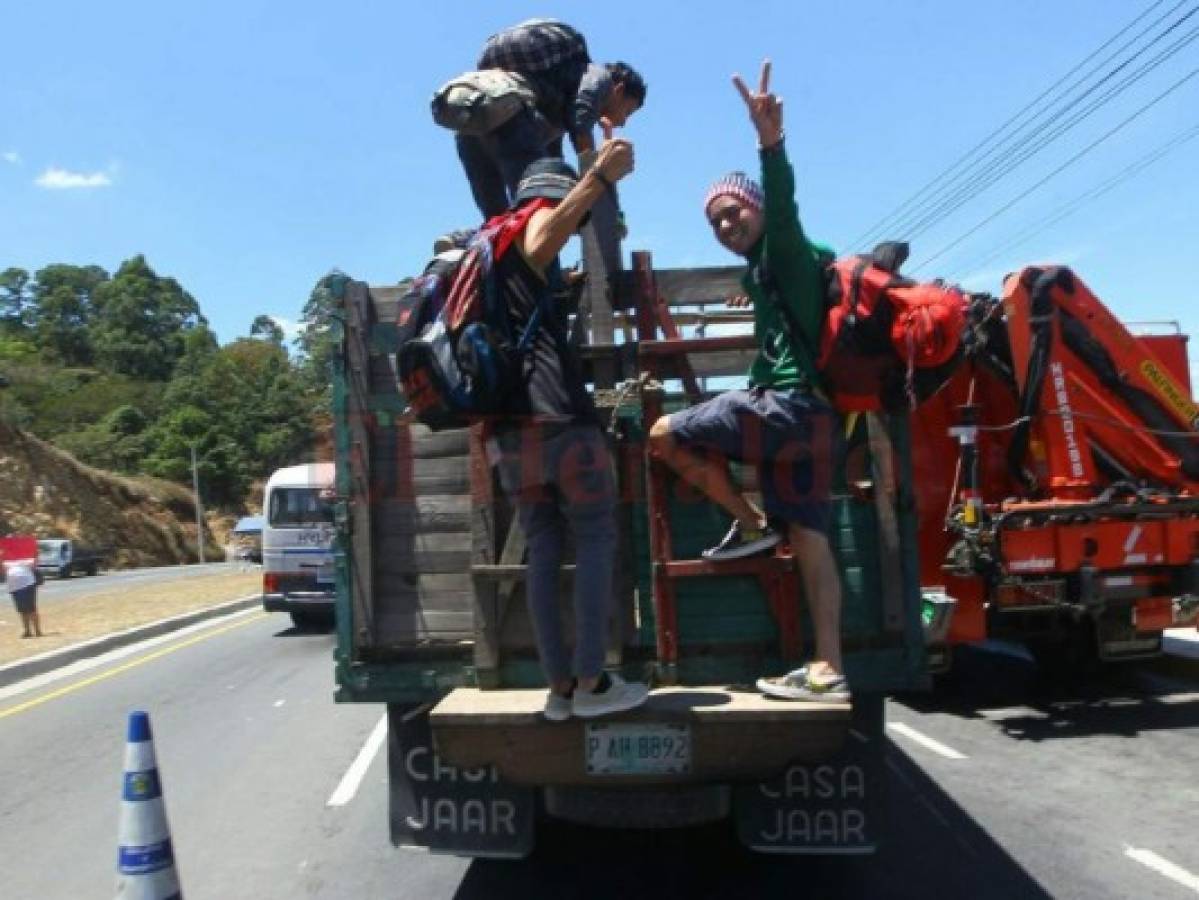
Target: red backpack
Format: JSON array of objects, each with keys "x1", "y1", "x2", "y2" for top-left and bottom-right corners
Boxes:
[{"x1": 817, "y1": 243, "x2": 966, "y2": 412}]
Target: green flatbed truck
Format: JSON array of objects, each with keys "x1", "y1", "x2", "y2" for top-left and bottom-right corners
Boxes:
[{"x1": 328, "y1": 225, "x2": 934, "y2": 858}]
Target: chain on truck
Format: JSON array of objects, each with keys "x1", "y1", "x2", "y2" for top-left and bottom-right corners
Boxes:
[{"x1": 326, "y1": 191, "x2": 1198, "y2": 858}]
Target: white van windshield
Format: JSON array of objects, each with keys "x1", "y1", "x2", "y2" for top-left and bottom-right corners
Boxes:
[{"x1": 268, "y1": 488, "x2": 335, "y2": 527}]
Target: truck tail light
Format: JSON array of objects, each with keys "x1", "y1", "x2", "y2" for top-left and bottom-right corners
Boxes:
[{"x1": 263, "y1": 573, "x2": 279, "y2": 594}]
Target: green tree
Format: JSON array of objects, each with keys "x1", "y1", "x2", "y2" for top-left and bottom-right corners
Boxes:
[
  {"x1": 250, "y1": 314, "x2": 285, "y2": 348},
  {"x1": 91, "y1": 256, "x2": 205, "y2": 379},
  {"x1": 146, "y1": 337, "x2": 313, "y2": 504},
  {"x1": 294, "y1": 274, "x2": 342, "y2": 396},
  {"x1": 0, "y1": 267, "x2": 32, "y2": 336},
  {"x1": 30, "y1": 263, "x2": 108, "y2": 366},
  {"x1": 143, "y1": 405, "x2": 251, "y2": 502},
  {"x1": 57, "y1": 404, "x2": 150, "y2": 473}
]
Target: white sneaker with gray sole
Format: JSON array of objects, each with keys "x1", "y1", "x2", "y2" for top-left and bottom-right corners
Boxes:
[
  {"x1": 572, "y1": 674, "x2": 650, "y2": 719},
  {"x1": 543, "y1": 691, "x2": 573, "y2": 722}
]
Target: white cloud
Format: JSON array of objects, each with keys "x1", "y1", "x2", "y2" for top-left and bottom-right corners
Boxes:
[
  {"x1": 35, "y1": 166, "x2": 113, "y2": 190},
  {"x1": 2, "y1": 151, "x2": 20, "y2": 165}
]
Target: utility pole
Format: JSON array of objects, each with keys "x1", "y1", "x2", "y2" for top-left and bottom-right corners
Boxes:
[{"x1": 190, "y1": 443, "x2": 205, "y2": 564}]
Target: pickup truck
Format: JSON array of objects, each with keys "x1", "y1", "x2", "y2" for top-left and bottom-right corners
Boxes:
[
  {"x1": 328, "y1": 236, "x2": 933, "y2": 858},
  {"x1": 36, "y1": 539, "x2": 104, "y2": 578}
]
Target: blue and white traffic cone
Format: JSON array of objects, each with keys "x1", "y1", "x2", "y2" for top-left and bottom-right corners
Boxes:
[{"x1": 116, "y1": 710, "x2": 182, "y2": 899}]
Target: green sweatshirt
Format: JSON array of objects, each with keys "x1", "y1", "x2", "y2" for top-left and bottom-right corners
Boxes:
[{"x1": 743, "y1": 139, "x2": 830, "y2": 392}]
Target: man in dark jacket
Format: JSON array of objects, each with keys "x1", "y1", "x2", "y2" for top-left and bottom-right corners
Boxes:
[
  {"x1": 648, "y1": 61, "x2": 848, "y2": 704},
  {"x1": 457, "y1": 18, "x2": 646, "y2": 218},
  {"x1": 488, "y1": 126, "x2": 649, "y2": 721}
]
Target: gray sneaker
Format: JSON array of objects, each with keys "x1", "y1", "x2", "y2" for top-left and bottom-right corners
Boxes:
[
  {"x1": 702, "y1": 520, "x2": 781, "y2": 561},
  {"x1": 572, "y1": 673, "x2": 649, "y2": 719},
  {"x1": 543, "y1": 690, "x2": 573, "y2": 722},
  {"x1": 757, "y1": 667, "x2": 850, "y2": 703}
]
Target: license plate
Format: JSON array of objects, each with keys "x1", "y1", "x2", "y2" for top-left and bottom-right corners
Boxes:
[{"x1": 584, "y1": 723, "x2": 691, "y2": 776}]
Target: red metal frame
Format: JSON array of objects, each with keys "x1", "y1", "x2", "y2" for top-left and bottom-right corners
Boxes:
[
  {"x1": 631, "y1": 251, "x2": 802, "y2": 673},
  {"x1": 1003, "y1": 268, "x2": 1199, "y2": 497},
  {"x1": 910, "y1": 266, "x2": 1199, "y2": 648}
]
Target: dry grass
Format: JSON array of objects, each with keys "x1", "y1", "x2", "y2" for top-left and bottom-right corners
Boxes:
[{"x1": 0, "y1": 570, "x2": 263, "y2": 666}]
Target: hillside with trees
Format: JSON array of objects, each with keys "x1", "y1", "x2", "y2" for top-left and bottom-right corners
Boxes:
[{"x1": 0, "y1": 257, "x2": 336, "y2": 527}]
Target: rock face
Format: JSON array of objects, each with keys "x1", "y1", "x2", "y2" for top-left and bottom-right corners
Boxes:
[{"x1": 0, "y1": 420, "x2": 214, "y2": 567}]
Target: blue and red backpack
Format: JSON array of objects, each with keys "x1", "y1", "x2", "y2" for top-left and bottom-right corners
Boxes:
[{"x1": 396, "y1": 200, "x2": 552, "y2": 430}]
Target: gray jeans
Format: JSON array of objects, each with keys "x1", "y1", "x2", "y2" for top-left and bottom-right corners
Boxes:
[
  {"x1": 455, "y1": 104, "x2": 563, "y2": 219},
  {"x1": 492, "y1": 423, "x2": 617, "y2": 683}
]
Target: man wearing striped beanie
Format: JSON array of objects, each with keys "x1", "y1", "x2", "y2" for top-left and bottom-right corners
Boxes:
[{"x1": 648, "y1": 61, "x2": 848, "y2": 704}]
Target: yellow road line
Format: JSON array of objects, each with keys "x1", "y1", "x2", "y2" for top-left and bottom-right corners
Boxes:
[{"x1": 0, "y1": 612, "x2": 269, "y2": 720}]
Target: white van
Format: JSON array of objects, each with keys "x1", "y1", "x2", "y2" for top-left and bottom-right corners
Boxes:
[{"x1": 260, "y1": 462, "x2": 337, "y2": 629}]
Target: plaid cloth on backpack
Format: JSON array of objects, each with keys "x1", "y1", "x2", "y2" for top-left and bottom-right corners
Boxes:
[{"x1": 477, "y1": 19, "x2": 590, "y2": 129}]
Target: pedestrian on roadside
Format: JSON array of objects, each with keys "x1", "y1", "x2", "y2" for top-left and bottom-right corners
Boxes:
[
  {"x1": 648, "y1": 60, "x2": 849, "y2": 703},
  {"x1": 3, "y1": 557, "x2": 44, "y2": 638},
  {"x1": 454, "y1": 18, "x2": 647, "y2": 218}
]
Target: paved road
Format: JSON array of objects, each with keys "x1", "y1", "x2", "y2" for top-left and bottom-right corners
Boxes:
[
  {"x1": 1, "y1": 615, "x2": 1196, "y2": 899},
  {"x1": 37, "y1": 562, "x2": 255, "y2": 606}
]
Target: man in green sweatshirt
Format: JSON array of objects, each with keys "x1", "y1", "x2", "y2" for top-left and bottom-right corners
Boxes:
[{"x1": 648, "y1": 61, "x2": 847, "y2": 702}]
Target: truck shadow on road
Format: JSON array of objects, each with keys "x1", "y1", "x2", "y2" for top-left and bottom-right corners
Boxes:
[
  {"x1": 271, "y1": 625, "x2": 336, "y2": 639},
  {"x1": 893, "y1": 645, "x2": 1199, "y2": 741},
  {"x1": 449, "y1": 742, "x2": 1050, "y2": 900}
]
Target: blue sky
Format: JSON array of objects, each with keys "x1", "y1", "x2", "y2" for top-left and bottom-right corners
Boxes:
[{"x1": 3, "y1": 1, "x2": 1197, "y2": 377}]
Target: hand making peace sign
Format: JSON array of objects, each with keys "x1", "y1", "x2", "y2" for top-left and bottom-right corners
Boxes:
[{"x1": 732, "y1": 59, "x2": 783, "y2": 149}]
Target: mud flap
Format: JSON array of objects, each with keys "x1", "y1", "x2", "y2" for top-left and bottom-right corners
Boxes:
[
  {"x1": 387, "y1": 703, "x2": 536, "y2": 858},
  {"x1": 734, "y1": 694, "x2": 885, "y2": 854}
]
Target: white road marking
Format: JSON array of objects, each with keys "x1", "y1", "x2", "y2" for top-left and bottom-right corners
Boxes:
[
  {"x1": 274, "y1": 699, "x2": 286, "y2": 708},
  {"x1": 327, "y1": 713, "x2": 388, "y2": 808},
  {"x1": 887, "y1": 721, "x2": 969, "y2": 760},
  {"x1": 1124, "y1": 846, "x2": 1199, "y2": 894},
  {"x1": 0, "y1": 604, "x2": 259, "y2": 703}
]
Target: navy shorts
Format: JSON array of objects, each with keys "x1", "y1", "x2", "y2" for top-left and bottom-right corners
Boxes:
[
  {"x1": 11, "y1": 585, "x2": 36, "y2": 615},
  {"x1": 668, "y1": 387, "x2": 842, "y2": 531}
]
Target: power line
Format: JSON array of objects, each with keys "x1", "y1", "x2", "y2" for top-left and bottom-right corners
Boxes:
[
  {"x1": 949, "y1": 120, "x2": 1199, "y2": 279},
  {"x1": 896, "y1": 14, "x2": 1199, "y2": 243},
  {"x1": 863, "y1": 0, "x2": 1194, "y2": 245},
  {"x1": 911, "y1": 65, "x2": 1199, "y2": 272},
  {"x1": 852, "y1": 0, "x2": 1176, "y2": 248}
]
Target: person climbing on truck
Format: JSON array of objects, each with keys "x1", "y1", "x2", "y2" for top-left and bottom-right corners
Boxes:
[
  {"x1": 487, "y1": 122, "x2": 650, "y2": 721},
  {"x1": 446, "y1": 18, "x2": 647, "y2": 218},
  {"x1": 648, "y1": 60, "x2": 849, "y2": 703}
]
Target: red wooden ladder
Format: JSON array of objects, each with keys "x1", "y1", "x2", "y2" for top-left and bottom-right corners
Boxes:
[{"x1": 630, "y1": 251, "x2": 803, "y2": 682}]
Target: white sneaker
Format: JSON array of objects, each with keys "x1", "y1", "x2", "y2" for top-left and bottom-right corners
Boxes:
[
  {"x1": 543, "y1": 691, "x2": 573, "y2": 722},
  {"x1": 572, "y1": 673, "x2": 649, "y2": 719}
]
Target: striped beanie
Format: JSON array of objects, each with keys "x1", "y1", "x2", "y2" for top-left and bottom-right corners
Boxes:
[{"x1": 704, "y1": 171, "x2": 763, "y2": 216}]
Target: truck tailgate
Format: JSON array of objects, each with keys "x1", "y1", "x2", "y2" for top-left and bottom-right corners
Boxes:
[{"x1": 429, "y1": 686, "x2": 850, "y2": 786}]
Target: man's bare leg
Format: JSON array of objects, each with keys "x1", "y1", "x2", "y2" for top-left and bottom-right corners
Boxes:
[
  {"x1": 648, "y1": 418, "x2": 765, "y2": 530},
  {"x1": 788, "y1": 524, "x2": 844, "y2": 680}
]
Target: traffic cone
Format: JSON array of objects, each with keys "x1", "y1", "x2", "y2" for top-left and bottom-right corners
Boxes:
[{"x1": 116, "y1": 711, "x2": 182, "y2": 899}]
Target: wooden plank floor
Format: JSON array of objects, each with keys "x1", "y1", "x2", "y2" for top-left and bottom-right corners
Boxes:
[
  {"x1": 431, "y1": 686, "x2": 849, "y2": 725},
  {"x1": 430, "y1": 687, "x2": 852, "y2": 786}
]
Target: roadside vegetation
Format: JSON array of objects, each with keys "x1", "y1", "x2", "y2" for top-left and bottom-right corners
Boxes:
[{"x1": 0, "y1": 258, "x2": 336, "y2": 508}]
